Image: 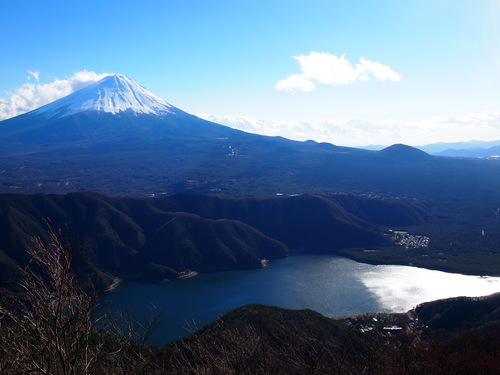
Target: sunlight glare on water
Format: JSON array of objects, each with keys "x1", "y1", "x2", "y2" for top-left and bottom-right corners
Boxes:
[{"x1": 359, "y1": 265, "x2": 500, "y2": 312}]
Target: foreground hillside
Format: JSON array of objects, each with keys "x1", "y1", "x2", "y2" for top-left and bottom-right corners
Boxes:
[
  {"x1": 3, "y1": 230, "x2": 499, "y2": 375},
  {"x1": 159, "y1": 293, "x2": 500, "y2": 374},
  {"x1": 0, "y1": 192, "x2": 430, "y2": 287}
]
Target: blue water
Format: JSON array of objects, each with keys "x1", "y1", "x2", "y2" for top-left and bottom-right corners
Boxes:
[{"x1": 104, "y1": 255, "x2": 500, "y2": 345}]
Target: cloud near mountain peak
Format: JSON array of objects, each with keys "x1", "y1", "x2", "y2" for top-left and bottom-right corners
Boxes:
[
  {"x1": 276, "y1": 52, "x2": 401, "y2": 93},
  {"x1": 0, "y1": 70, "x2": 111, "y2": 120}
]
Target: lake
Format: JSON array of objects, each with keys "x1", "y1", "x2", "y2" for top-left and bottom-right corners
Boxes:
[{"x1": 105, "y1": 255, "x2": 500, "y2": 345}]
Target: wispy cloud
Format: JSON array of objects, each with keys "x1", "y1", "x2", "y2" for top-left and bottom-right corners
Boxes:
[
  {"x1": 276, "y1": 52, "x2": 401, "y2": 93},
  {"x1": 27, "y1": 70, "x2": 40, "y2": 82},
  {"x1": 0, "y1": 70, "x2": 111, "y2": 120},
  {"x1": 198, "y1": 111, "x2": 500, "y2": 147}
]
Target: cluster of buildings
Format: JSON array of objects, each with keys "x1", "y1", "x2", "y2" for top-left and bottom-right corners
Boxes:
[{"x1": 387, "y1": 230, "x2": 430, "y2": 249}]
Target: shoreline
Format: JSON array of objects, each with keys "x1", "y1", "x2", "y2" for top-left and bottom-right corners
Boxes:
[
  {"x1": 104, "y1": 277, "x2": 123, "y2": 292},
  {"x1": 104, "y1": 253, "x2": 499, "y2": 290},
  {"x1": 337, "y1": 252, "x2": 500, "y2": 277},
  {"x1": 177, "y1": 270, "x2": 199, "y2": 279}
]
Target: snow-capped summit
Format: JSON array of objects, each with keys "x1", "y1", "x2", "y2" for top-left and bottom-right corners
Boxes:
[{"x1": 32, "y1": 74, "x2": 177, "y2": 119}]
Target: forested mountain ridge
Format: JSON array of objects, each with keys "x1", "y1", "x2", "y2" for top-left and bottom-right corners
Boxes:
[{"x1": 0, "y1": 192, "x2": 428, "y2": 287}]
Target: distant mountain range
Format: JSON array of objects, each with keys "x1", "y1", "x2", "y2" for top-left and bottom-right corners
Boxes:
[
  {"x1": 366, "y1": 139, "x2": 500, "y2": 157},
  {"x1": 431, "y1": 144, "x2": 500, "y2": 158}
]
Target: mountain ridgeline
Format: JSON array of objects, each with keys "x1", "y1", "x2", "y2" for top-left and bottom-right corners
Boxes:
[{"x1": 0, "y1": 192, "x2": 428, "y2": 286}]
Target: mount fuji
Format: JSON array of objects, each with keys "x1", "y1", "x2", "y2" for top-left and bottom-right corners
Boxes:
[
  {"x1": 0, "y1": 74, "x2": 249, "y2": 149},
  {"x1": 0, "y1": 73, "x2": 371, "y2": 195},
  {"x1": 32, "y1": 74, "x2": 178, "y2": 119},
  {"x1": 1, "y1": 72, "x2": 496, "y2": 203}
]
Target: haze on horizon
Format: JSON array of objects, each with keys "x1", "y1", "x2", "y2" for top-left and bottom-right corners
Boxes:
[{"x1": 0, "y1": 0, "x2": 499, "y2": 147}]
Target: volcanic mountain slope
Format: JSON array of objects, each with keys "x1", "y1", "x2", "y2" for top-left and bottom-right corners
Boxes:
[
  {"x1": 1, "y1": 73, "x2": 497, "y2": 203},
  {"x1": 0, "y1": 74, "x2": 242, "y2": 150},
  {"x1": 0, "y1": 192, "x2": 428, "y2": 286},
  {"x1": 0, "y1": 72, "x2": 441, "y2": 198},
  {"x1": 33, "y1": 74, "x2": 177, "y2": 118},
  {"x1": 1, "y1": 86, "x2": 498, "y2": 217},
  {"x1": 0, "y1": 73, "x2": 365, "y2": 158}
]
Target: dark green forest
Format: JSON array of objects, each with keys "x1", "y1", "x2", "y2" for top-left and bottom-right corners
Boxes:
[{"x1": 1, "y1": 190, "x2": 497, "y2": 293}]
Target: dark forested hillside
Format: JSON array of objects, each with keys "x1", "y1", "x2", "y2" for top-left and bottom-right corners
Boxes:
[
  {"x1": 164, "y1": 193, "x2": 429, "y2": 250},
  {"x1": 0, "y1": 192, "x2": 428, "y2": 287},
  {"x1": 160, "y1": 293, "x2": 500, "y2": 374}
]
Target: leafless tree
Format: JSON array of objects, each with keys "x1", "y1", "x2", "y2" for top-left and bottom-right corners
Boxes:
[
  {"x1": 166, "y1": 307, "x2": 368, "y2": 375},
  {"x1": 0, "y1": 219, "x2": 161, "y2": 375}
]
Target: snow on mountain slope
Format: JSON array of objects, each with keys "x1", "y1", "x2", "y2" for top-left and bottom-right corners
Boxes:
[{"x1": 31, "y1": 74, "x2": 177, "y2": 119}]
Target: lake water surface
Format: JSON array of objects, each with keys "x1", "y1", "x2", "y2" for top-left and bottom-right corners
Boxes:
[{"x1": 106, "y1": 255, "x2": 500, "y2": 344}]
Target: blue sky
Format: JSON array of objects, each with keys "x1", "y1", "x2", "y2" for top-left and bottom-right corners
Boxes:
[{"x1": 1, "y1": 0, "x2": 499, "y2": 146}]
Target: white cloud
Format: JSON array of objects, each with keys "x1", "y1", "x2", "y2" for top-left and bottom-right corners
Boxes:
[
  {"x1": 275, "y1": 74, "x2": 316, "y2": 92},
  {"x1": 198, "y1": 111, "x2": 500, "y2": 147},
  {"x1": 276, "y1": 52, "x2": 401, "y2": 92},
  {"x1": 0, "y1": 70, "x2": 111, "y2": 120},
  {"x1": 27, "y1": 70, "x2": 39, "y2": 82},
  {"x1": 358, "y1": 58, "x2": 402, "y2": 82}
]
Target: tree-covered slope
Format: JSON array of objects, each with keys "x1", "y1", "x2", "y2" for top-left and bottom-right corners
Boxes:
[
  {"x1": 162, "y1": 293, "x2": 500, "y2": 374},
  {"x1": 0, "y1": 192, "x2": 427, "y2": 286}
]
